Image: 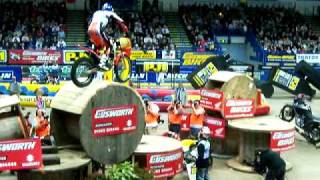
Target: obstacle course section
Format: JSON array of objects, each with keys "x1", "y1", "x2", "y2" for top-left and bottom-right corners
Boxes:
[{"x1": 50, "y1": 80, "x2": 145, "y2": 164}]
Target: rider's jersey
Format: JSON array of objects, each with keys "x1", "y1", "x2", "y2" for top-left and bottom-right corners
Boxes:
[{"x1": 91, "y1": 10, "x2": 124, "y2": 33}]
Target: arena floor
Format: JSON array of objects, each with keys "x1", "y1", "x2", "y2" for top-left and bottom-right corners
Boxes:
[{"x1": 1, "y1": 88, "x2": 320, "y2": 180}]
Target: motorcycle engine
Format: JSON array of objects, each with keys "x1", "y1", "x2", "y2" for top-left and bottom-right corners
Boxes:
[{"x1": 296, "y1": 117, "x2": 304, "y2": 128}]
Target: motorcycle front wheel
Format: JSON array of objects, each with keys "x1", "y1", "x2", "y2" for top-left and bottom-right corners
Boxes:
[
  {"x1": 71, "y1": 57, "x2": 95, "y2": 87},
  {"x1": 280, "y1": 105, "x2": 295, "y2": 122},
  {"x1": 309, "y1": 127, "x2": 320, "y2": 144},
  {"x1": 114, "y1": 55, "x2": 132, "y2": 83}
]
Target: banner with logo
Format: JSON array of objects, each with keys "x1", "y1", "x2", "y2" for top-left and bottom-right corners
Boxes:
[
  {"x1": 162, "y1": 50, "x2": 176, "y2": 59},
  {"x1": 200, "y1": 89, "x2": 223, "y2": 111},
  {"x1": 182, "y1": 52, "x2": 216, "y2": 66},
  {"x1": 205, "y1": 116, "x2": 226, "y2": 139},
  {"x1": 187, "y1": 61, "x2": 219, "y2": 89},
  {"x1": 146, "y1": 149, "x2": 183, "y2": 178},
  {"x1": 223, "y1": 99, "x2": 255, "y2": 119},
  {"x1": 156, "y1": 73, "x2": 189, "y2": 84},
  {"x1": 0, "y1": 66, "x2": 22, "y2": 82},
  {"x1": 8, "y1": 50, "x2": 62, "y2": 65},
  {"x1": 20, "y1": 96, "x2": 53, "y2": 108},
  {"x1": 270, "y1": 130, "x2": 295, "y2": 152},
  {"x1": 0, "y1": 138, "x2": 42, "y2": 171},
  {"x1": 21, "y1": 65, "x2": 71, "y2": 81},
  {"x1": 296, "y1": 54, "x2": 320, "y2": 65},
  {"x1": 266, "y1": 54, "x2": 295, "y2": 64},
  {"x1": 92, "y1": 104, "x2": 137, "y2": 136},
  {"x1": 0, "y1": 50, "x2": 7, "y2": 63},
  {"x1": 134, "y1": 59, "x2": 180, "y2": 73},
  {"x1": 63, "y1": 49, "x2": 88, "y2": 64},
  {"x1": 130, "y1": 50, "x2": 156, "y2": 60}
]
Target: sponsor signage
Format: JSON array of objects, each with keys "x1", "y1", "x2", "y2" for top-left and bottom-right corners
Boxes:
[
  {"x1": 20, "y1": 96, "x2": 53, "y2": 108},
  {"x1": 272, "y1": 68, "x2": 300, "y2": 91},
  {"x1": 130, "y1": 50, "x2": 156, "y2": 60},
  {"x1": 223, "y1": 99, "x2": 255, "y2": 119},
  {"x1": 296, "y1": 54, "x2": 320, "y2": 65},
  {"x1": 162, "y1": 50, "x2": 176, "y2": 59},
  {"x1": 92, "y1": 104, "x2": 137, "y2": 136},
  {"x1": 0, "y1": 66, "x2": 22, "y2": 82},
  {"x1": 200, "y1": 89, "x2": 223, "y2": 111},
  {"x1": 270, "y1": 130, "x2": 295, "y2": 152},
  {"x1": 187, "y1": 61, "x2": 219, "y2": 89},
  {"x1": 63, "y1": 50, "x2": 88, "y2": 64},
  {"x1": 266, "y1": 54, "x2": 295, "y2": 63},
  {"x1": 146, "y1": 149, "x2": 183, "y2": 178},
  {"x1": 205, "y1": 116, "x2": 226, "y2": 139},
  {"x1": 0, "y1": 138, "x2": 42, "y2": 171},
  {"x1": 156, "y1": 73, "x2": 189, "y2": 84},
  {"x1": 8, "y1": 50, "x2": 62, "y2": 65},
  {"x1": 0, "y1": 50, "x2": 7, "y2": 63},
  {"x1": 134, "y1": 59, "x2": 180, "y2": 73},
  {"x1": 182, "y1": 52, "x2": 216, "y2": 66}
]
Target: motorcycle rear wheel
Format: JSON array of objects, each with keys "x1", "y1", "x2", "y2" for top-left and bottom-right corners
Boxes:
[
  {"x1": 280, "y1": 105, "x2": 295, "y2": 122},
  {"x1": 71, "y1": 57, "x2": 95, "y2": 87},
  {"x1": 114, "y1": 55, "x2": 132, "y2": 83},
  {"x1": 309, "y1": 127, "x2": 320, "y2": 144}
]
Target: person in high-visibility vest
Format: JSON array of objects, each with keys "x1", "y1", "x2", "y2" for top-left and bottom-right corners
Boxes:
[
  {"x1": 144, "y1": 100, "x2": 160, "y2": 128},
  {"x1": 190, "y1": 100, "x2": 205, "y2": 138},
  {"x1": 167, "y1": 100, "x2": 184, "y2": 134}
]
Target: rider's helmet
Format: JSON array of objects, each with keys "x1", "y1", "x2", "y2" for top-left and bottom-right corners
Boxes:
[
  {"x1": 201, "y1": 126, "x2": 211, "y2": 138},
  {"x1": 102, "y1": 3, "x2": 114, "y2": 12}
]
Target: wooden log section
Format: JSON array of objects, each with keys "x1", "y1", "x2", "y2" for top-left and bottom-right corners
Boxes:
[{"x1": 50, "y1": 80, "x2": 146, "y2": 164}]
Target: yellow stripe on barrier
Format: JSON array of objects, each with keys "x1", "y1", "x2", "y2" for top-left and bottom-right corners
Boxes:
[{"x1": 20, "y1": 96, "x2": 53, "y2": 107}]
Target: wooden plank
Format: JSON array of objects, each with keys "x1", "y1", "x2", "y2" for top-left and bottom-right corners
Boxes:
[
  {"x1": 0, "y1": 95, "x2": 20, "y2": 109},
  {"x1": 208, "y1": 71, "x2": 242, "y2": 82}
]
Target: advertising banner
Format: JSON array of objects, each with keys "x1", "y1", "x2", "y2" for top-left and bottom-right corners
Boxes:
[
  {"x1": 92, "y1": 104, "x2": 137, "y2": 136},
  {"x1": 134, "y1": 59, "x2": 180, "y2": 73},
  {"x1": 200, "y1": 89, "x2": 223, "y2": 111},
  {"x1": 0, "y1": 50, "x2": 7, "y2": 63},
  {"x1": 0, "y1": 66, "x2": 22, "y2": 82},
  {"x1": 266, "y1": 54, "x2": 295, "y2": 64},
  {"x1": 130, "y1": 50, "x2": 156, "y2": 60},
  {"x1": 0, "y1": 138, "x2": 42, "y2": 171},
  {"x1": 187, "y1": 61, "x2": 219, "y2": 89},
  {"x1": 205, "y1": 116, "x2": 226, "y2": 139},
  {"x1": 296, "y1": 54, "x2": 320, "y2": 65},
  {"x1": 8, "y1": 50, "x2": 62, "y2": 65},
  {"x1": 182, "y1": 52, "x2": 216, "y2": 66},
  {"x1": 223, "y1": 99, "x2": 255, "y2": 119},
  {"x1": 156, "y1": 73, "x2": 189, "y2": 84},
  {"x1": 270, "y1": 130, "x2": 295, "y2": 152},
  {"x1": 146, "y1": 149, "x2": 183, "y2": 178},
  {"x1": 162, "y1": 50, "x2": 176, "y2": 59},
  {"x1": 63, "y1": 49, "x2": 88, "y2": 64},
  {"x1": 21, "y1": 65, "x2": 71, "y2": 82}
]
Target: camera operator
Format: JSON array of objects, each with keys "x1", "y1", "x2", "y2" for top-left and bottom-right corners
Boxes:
[
  {"x1": 144, "y1": 100, "x2": 161, "y2": 133},
  {"x1": 254, "y1": 148, "x2": 286, "y2": 180},
  {"x1": 167, "y1": 100, "x2": 184, "y2": 134},
  {"x1": 190, "y1": 100, "x2": 205, "y2": 138}
]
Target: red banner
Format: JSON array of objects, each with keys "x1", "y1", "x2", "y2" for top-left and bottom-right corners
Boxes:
[
  {"x1": 92, "y1": 104, "x2": 137, "y2": 137},
  {"x1": 0, "y1": 138, "x2": 42, "y2": 171},
  {"x1": 200, "y1": 89, "x2": 223, "y2": 111},
  {"x1": 180, "y1": 113, "x2": 190, "y2": 130},
  {"x1": 223, "y1": 99, "x2": 255, "y2": 119},
  {"x1": 205, "y1": 116, "x2": 226, "y2": 139},
  {"x1": 270, "y1": 130, "x2": 295, "y2": 152},
  {"x1": 8, "y1": 50, "x2": 62, "y2": 64},
  {"x1": 146, "y1": 149, "x2": 183, "y2": 178}
]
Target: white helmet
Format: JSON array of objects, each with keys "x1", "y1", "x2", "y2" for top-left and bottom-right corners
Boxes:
[{"x1": 201, "y1": 126, "x2": 211, "y2": 136}]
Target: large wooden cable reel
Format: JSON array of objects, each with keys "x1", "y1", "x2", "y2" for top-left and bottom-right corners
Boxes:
[
  {"x1": 50, "y1": 81, "x2": 146, "y2": 164},
  {"x1": 205, "y1": 71, "x2": 258, "y2": 104}
]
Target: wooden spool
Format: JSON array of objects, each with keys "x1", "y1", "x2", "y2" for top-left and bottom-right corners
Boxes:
[
  {"x1": 205, "y1": 71, "x2": 257, "y2": 102},
  {"x1": 50, "y1": 80, "x2": 145, "y2": 164},
  {"x1": 17, "y1": 150, "x2": 90, "y2": 180},
  {"x1": 212, "y1": 126, "x2": 239, "y2": 158},
  {"x1": 0, "y1": 95, "x2": 29, "y2": 140}
]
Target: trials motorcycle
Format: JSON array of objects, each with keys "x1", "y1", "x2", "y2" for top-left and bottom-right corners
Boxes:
[
  {"x1": 279, "y1": 98, "x2": 320, "y2": 146},
  {"x1": 70, "y1": 37, "x2": 132, "y2": 87}
]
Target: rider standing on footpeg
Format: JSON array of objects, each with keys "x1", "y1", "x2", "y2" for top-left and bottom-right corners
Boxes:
[{"x1": 88, "y1": 2, "x2": 128, "y2": 70}]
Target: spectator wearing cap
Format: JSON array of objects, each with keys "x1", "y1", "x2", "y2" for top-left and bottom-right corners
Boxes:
[
  {"x1": 190, "y1": 100, "x2": 205, "y2": 138},
  {"x1": 196, "y1": 126, "x2": 211, "y2": 180}
]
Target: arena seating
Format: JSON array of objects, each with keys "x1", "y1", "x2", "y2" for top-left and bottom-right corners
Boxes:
[{"x1": 0, "y1": 1, "x2": 67, "y2": 50}]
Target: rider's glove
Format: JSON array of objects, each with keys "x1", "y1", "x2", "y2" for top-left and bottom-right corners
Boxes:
[{"x1": 117, "y1": 22, "x2": 128, "y2": 33}]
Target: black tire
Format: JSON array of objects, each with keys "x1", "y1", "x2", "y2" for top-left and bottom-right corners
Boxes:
[
  {"x1": 71, "y1": 57, "x2": 95, "y2": 87},
  {"x1": 114, "y1": 55, "x2": 132, "y2": 82},
  {"x1": 309, "y1": 126, "x2": 320, "y2": 144},
  {"x1": 280, "y1": 105, "x2": 295, "y2": 122}
]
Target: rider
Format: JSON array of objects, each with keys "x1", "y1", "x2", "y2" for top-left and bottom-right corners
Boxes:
[
  {"x1": 88, "y1": 2, "x2": 128, "y2": 70},
  {"x1": 294, "y1": 93, "x2": 313, "y2": 130}
]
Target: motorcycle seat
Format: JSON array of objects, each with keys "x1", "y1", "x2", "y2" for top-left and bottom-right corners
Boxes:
[{"x1": 312, "y1": 115, "x2": 320, "y2": 123}]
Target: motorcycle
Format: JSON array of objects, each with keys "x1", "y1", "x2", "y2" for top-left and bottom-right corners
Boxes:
[
  {"x1": 70, "y1": 37, "x2": 132, "y2": 87},
  {"x1": 279, "y1": 98, "x2": 320, "y2": 146}
]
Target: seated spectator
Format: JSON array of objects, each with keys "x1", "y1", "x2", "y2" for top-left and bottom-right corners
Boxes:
[
  {"x1": 56, "y1": 38, "x2": 66, "y2": 49},
  {"x1": 190, "y1": 100, "x2": 205, "y2": 138}
]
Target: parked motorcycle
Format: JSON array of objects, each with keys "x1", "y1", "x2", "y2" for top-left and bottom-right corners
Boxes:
[{"x1": 279, "y1": 94, "x2": 320, "y2": 146}]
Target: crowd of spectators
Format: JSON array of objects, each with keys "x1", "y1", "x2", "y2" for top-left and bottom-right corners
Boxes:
[
  {"x1": 179, "y1": 3, "x2": 320, "y2": 54},
  {"x1": 0, "y1": 1, "x2": 67, "y2": 50}
]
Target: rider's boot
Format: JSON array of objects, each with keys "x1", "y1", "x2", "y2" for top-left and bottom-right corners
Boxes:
[{"x1": 99, "y1": 54, "x2": 110, "y2": 71}]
